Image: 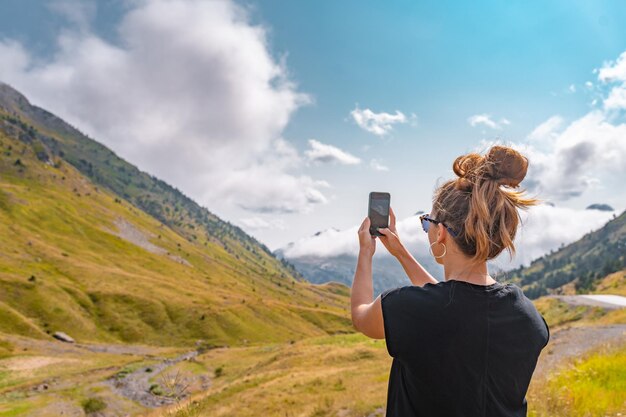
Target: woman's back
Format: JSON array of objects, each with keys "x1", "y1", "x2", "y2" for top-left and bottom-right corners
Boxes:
[{"x1": 380, "y1": 280, "x2": 550, "y2": 417}]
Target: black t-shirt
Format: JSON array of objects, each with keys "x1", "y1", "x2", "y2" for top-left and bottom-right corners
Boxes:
[{"x1": 380, "y1": 280, "x2": 550, "y2": 417}]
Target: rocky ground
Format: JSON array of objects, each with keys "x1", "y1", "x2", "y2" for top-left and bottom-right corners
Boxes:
[{"x1": 106, "y1": 350, "x2": 204, "y2": 408}]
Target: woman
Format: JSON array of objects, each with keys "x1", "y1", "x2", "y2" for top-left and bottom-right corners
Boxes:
[{"x1": 350, "y1": 145, "x2": 550, "y2": 417}]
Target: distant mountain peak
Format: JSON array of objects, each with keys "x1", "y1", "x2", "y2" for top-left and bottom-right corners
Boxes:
[
  {"x1": 0, "y1": 82, "x2": 33, "y2": 113},
  {"x1": 586, "y1": 203, "x2": 614, "y2": 212},
  {"x1": 313, "y1": 227, "x2": 340, "y2": 237}
]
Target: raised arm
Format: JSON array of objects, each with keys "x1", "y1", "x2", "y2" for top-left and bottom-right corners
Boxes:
[
  {"x1": 393, "y1": 245, "x2": 438, "y2": 286},
  {"x1": 350, "y1": 217, "x2": 385, "y2": 339},
  {"x1": 378, "y1": 207, "x2": 438, "y2": 287}
]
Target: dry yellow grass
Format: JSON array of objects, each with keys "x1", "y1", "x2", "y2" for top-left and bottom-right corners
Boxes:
[
  {"x1": 527, "y1": 340, "x2": 626, "y2": 417},
  {"x1": 593, "y1": 270, "x2": 626, "y2": 296},
  {"x1": 148, "y1": 333, "x2": 391, "y2": 417}
]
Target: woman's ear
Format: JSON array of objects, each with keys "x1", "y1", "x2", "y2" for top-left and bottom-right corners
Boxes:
[{"x1": 437, "y1": 223, "x2": 446, "y2": 243}]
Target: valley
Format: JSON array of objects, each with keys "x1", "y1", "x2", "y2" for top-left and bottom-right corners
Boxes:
[{"x1": 0, "y1": 83, "x2": 624, "y2": 416}]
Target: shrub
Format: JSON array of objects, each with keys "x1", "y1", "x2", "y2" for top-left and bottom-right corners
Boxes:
[
  {"x1": 81, "y1": 397, "x2": 107, "y2": 414},
  {"x1": 149, "y1": 383, "x2": 164, "y2": 396}
]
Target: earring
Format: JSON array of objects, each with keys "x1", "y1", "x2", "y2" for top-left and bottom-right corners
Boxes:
[{"x1": 429, "y1": 242, "x2": 446, "y2": 258}]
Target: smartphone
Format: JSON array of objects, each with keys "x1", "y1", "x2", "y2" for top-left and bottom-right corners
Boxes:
[{"x1": 368, "y1": 192, "x2": 390, "y2": 236}]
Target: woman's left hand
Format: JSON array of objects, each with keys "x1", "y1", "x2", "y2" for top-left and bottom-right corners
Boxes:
[{"x1": 358, "y1": 216, "x2": 376, "y2": 257}]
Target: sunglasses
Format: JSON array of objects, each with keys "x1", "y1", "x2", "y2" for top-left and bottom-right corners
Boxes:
[{"x1": 419, "y1": 213, "x2": 459, "y2": 238}]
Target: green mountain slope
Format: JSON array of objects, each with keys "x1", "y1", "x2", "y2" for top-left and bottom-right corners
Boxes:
[
  {"x1": 496, "y1": 210, "x2": 626, "y2": 298},
  {"x1": 0, "y1": 82, "x2": 351, "y2": 347}
]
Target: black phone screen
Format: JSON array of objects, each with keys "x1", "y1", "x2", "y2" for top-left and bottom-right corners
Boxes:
[{"x1": 368, "y1": 192, "x2": 390, "y2": 236}]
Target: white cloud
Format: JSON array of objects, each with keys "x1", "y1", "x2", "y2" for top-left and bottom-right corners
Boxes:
[
  {"x1": 212, "y1": 137, "x2": 330, "y2": 213},
  {"x1": 305, "y1": 139, "x2": 361, "y2": 165},
  {"x1": 282, "y1": 226, "x2": 360, "y2": 258},
  {"x1": 597, "y1": 50, "x2": 626, "y2": 110},
  {"x1": 0, "y1": 0, "x2": 327, "y2": 214},
  {"x1": 350, "y1": 106, "x2": 408, "y2": 136},
  {"x1": 280, "y1": 204, "x2": 618, "y2": 272},
  {"x1": 369, "y1": 159, "x2": 389, "y2": 171},
  {"x1": 467, "y1": 114, "x2": 510, "y2": 130},
  {"x1": 603, "y1": 83, "x2": 626, "y2": 110},
  {"x1": 477, "y1": 108, "x2": 626, "y2": 202},
  {"x1": 281, "y1": 214, "x2": 431, "y2": 259},
  {"x1": 47, "y1": 0, "x2": 96, "y2": 32},
  {"x1": 527, "y1": 111, "x2": 626, "y2": 199},
  {"x1": 598, "y1": 51, "x2": 626, "y2": 82},
  {"x1": 238, "y1": 216, "x2": 286, "y2": 230},
  {"x1": 526, "y1": 115, "x2": 564, "y2": 142},
  {"x1": 568, "y1": 84, "x2": 576, "y2": 93}
]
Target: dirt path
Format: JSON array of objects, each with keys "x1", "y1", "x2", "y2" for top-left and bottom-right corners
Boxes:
[
  {"x1": 106, "y1": 350, "x2": 201, "y2": 408},
  {"x1": 533, "y1": 324, "x2": 626, "y2": 379},
  {"x1": 0, "y1": 334, "x2": 212, "y2": 414},
  {"x1": 0, "y1": 333, "x2": 175, "y2": 358}
]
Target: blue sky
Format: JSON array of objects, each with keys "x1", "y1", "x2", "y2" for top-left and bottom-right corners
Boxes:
[{"x1": 1, "y1": 0, "x2": 625, "y2": 267}]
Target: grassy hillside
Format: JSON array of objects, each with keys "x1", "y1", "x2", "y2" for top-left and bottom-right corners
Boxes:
[
  {"x1": 0, "y1": 83, "x2": 353, "y2": 347},
  {"x1": 0, "y1": 82, "x2": 304, "y2": 284},
  {"x1": 593, "y1": 269, "x2": 626, "y2": 296},
  {"x1": 495, "y1": 210, "x2": 626, "y2": 299}
]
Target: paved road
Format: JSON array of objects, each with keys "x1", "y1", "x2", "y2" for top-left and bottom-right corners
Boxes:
[{"x1": 547, "y1": 294, "x2": 626, "y2": 310}]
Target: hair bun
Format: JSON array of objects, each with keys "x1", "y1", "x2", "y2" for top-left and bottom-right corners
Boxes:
[
  {"x1": 452, "y1": 152, "x2": 483, "y2": 191},
  {"x1": 452, "y1": 145, "x2": 529, "y2": 190},
  {"x1": 484, "y1": 145, "x2": 529, "y2": 188}
]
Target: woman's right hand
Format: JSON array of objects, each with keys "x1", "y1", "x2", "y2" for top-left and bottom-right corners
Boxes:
[{"x1": 378, "y1": 207, "x2": 406, "y2": 259}]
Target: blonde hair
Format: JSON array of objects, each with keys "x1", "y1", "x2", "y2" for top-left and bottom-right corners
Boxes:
[{"x1": 432, "y1": 145, "x2": 541, "y2": 265}]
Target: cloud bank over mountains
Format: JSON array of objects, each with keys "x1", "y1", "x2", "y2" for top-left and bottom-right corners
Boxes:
[{"x1": 280, "y1": 204, "x2": 618, "y2": 271}]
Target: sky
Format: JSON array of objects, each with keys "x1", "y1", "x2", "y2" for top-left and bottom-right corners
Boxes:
[{"x1": 0, "y1": 0, "x2": 625, "y2": 270}]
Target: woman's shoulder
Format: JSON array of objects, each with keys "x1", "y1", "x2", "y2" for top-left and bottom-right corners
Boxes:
[
  {"x1": 380, "y1": 281, "x2": 449, "y2": 302},
  {"x1": 380, "y1": 280, "x2": 522, "y2": 306}
]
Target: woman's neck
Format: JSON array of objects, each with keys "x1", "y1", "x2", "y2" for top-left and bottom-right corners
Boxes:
[{"x1": 443, "y1": 261, "x2": 495, "y2": 285}]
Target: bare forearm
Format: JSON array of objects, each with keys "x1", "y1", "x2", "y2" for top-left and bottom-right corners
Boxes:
[
  {"x1": 396, "y1": 245, "x2": 437, "y2": 286},
  {"x1": 351, "y1": 252, "x2": 374, "y2": 316}
]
